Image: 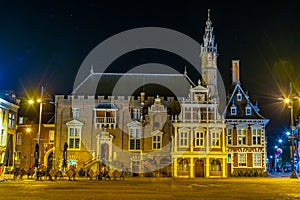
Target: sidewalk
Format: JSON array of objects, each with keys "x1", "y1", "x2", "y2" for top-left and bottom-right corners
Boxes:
[{"x1": 268, "y1": 172, "x2": 298, "y2": 178}]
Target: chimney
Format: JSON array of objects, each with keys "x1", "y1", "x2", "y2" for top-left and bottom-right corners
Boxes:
[{"x1": 232, "y1": 60, "x2": 240, "y2": 85}]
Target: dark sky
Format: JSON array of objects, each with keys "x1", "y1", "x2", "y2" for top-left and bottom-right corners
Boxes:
[{"x1": 1, "y1": 1, "x2": 300, "y2": 135}]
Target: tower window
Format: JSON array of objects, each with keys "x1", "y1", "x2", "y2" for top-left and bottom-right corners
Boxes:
[
  {"x1": 230, "y1": 106, "x2": 237, "y2": 115},
  {"x1": 237, "y1": 93, "x2": 242, "y2": 101}
]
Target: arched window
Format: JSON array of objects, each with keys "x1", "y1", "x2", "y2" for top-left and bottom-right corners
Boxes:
[{"x1": 210, "y1": 159, "x2": 221, "y2": 171}]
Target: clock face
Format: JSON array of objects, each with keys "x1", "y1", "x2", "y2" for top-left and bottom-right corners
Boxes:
[{"x1": 154, "y1": 122, "x2": 160, "y2": 127}]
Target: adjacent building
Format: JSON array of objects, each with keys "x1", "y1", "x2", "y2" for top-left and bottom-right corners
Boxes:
[
  {"x1": 0, "y1": 91, "x2": 19, "y2": 173},
  {"x1": 224, "y1": 60, "x2": 269, "y2": 176}
]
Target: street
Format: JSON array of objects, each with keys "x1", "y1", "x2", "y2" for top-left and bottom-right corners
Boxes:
[{"x1": 0, "y1": 177, "x2": 300, "y2": 200}]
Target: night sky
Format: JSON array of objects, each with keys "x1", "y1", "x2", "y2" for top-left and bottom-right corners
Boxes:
[{"x1": 1, "y1": 1, "x2": 300, "y2": 140}]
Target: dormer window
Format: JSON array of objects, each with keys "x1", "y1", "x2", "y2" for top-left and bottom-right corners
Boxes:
[
  {"x1": 230, "y1": 105, "x2": 237, "y2": 115},
  {"x1": 246, "y1": 105, "x2": 252, "y2": 116},
  {"x1": 237, "y1": 92, "x2": 242, "y2": 101}
]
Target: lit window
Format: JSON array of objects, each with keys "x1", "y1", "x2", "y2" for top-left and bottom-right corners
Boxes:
[
  {"x1": 17, "y1": 133, "x2": 23, "y2": 145},
  {"x1": 129, "y1": 128, "x2": 141, "y2": 150},
  {"x1": 238, "y1": 153, "x2": 247, "y2": 167},
  {"x1": 68, "y1": 127, "x2": 81, "y2": 149},
  {"x1": 252, "y1": 128, "x2": 261, "y2": 145},
  {"x1": 19, "y1": 117, "x2": 24, "y2": 124},
  {"x1": 253, "y1": 153, "x2": 262, "y2": 167},
  {"x1": 237, "y1": 129, "x2": 247, "y2": 145},
  {"x1": 8, "y1": 113, "x2": 15, "y2": 129},
  {"x1": 211, "y1": 132, "x2": 220, "y2": 147},
  {"x1": 226, "y1": 128, "x2": 233, "y2": 145},
  {"x1": 195, "y1": 131, "x2": 204, "y2": 147}
]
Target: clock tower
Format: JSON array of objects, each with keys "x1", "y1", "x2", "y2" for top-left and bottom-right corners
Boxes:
[{"x1": 200, "y1": 9, "x2": 218, "y2": 101}]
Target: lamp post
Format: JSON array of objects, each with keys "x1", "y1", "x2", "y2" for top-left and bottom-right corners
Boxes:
[
  {"x1": 30, "y1": 86, "x2": 44, "y2": 178},
  {"x1": 283, "y1": 82, "x2": 298, "y2": 178}
]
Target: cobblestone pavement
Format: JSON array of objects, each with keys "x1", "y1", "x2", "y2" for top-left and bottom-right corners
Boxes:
[{"x1": 0, "y1": 176, "x2": 300, "y2": 200}]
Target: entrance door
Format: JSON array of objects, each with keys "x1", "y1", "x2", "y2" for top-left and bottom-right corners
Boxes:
[
  {"x1": 101, "y1": 143, "x2": 109, "y2": 164},
  {"x1": 194, "y1": 159, "x2": 204, "y2": 177}
]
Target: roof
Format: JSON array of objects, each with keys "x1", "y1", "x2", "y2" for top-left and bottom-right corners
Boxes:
[
  {"x1": 95, "y1": 102, "x2": 118, "y2": 109},
  {"x1": 71, "y1": 71, "x2": 196, "y2": 97},
  {"x1": 223, "y1": 83, "x2": 269, "y2": 124}
]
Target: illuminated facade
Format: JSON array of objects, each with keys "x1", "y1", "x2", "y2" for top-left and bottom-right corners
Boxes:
[
  {"x1": 0, "y1": 91, "x2": 19, "y2": 173},
  {"x1": 224, "y1": 60, "x2": 269, "y2": 176}
]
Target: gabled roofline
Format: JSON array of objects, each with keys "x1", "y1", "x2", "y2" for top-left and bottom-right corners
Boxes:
[{"x1": 71, "y1": 72, "x2": 196, "y2": 95}]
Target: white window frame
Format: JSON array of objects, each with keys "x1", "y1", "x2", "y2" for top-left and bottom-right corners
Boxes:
[
  {"x1": 129, "y1": 128, "x2": 141, "y2": 150},
  {"x1": 72, "y1": 108, "x2": 80, "y2": 119},
  {"x1": 237, "y1": 128, "x2": 247, "y2": 145},
  {"x1": 230, "y1": 106, "x2": 237, "y2": 115},
  {"x1": 253, "y1": 153, "x2": 262, "y2": 167},
  {"x1": 238, "y1": 153, "x2": 247, "y2": 167},
  {"x1": 152, "y1": 132, "x2": 162, "y2": 150},
  {"x1": 226, "y1": 128, "x2": 233, "y2": 145},
  {"x1": 194, "y1": 131, "x2": 204, "y2": 147},
  {"x1": 246, "y1": 106, "x2": 251, "y2": 116},
  {"x1": 211, "y1": 131, "x2": 220, "y2": 147},
  {"x1": 252, "y1": 128, "x2": 262, "y2": 145},
  {"x1": 237, "y1": 93, "x2": 242, "y2": 101},
  {"x1": 179, "y1": 131, "x2": 188, "y2": 147},
  {"x1": 68, "y1": 127, "x2": 81, "y2": 150},
  {"x1": 17, "y1": 132, "x2": 22, "y2": 145},
  {"x1": 49, "y1": 130, "x2": 54, "y2": 144}
]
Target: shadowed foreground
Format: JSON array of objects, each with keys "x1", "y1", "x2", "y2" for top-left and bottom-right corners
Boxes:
[{"x1": 0, "y1": 177, "x2": 299, "y2": 200}]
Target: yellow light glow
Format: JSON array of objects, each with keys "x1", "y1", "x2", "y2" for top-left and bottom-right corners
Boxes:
[
  {"x1": 26, "y1": 128, "x2": 31, "y2": 133},
  {"x1": 37, "y1": 99, "x2": 42, "y2": 103},
  {"x1": 28, "y1": 99, "x2": 35, "y2": 104},
  {"x1": 284, "y1": 98, "x2": 290, "y2": 104}
]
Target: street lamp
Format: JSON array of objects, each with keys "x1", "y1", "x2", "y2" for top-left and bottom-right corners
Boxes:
[
  {"x1": 281, "y1": 82, "x2": 298, "y2": 178},
  {"x1": 29, "y1": 86, "x2": 44, "y2": 177}
]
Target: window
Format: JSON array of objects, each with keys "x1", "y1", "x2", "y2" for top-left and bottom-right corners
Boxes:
[
  {"x1": 237, "y1": 129, "x2": 247, "y2": 145},
  {"x1": 237, "y1": 92, "x2": 242, "y2": 101},
  {"x1": 49, "y1": 130, "x2": 54, "y2": 144},
  {"x1": 17, "y1": 133, "x2": 22, "y2": 145},
  {"x1": 179, "y1": 131, "x2": 188, "y2": 147},
  {"x1": 195, "y1": 131, "x2": 204, "y2": 147},
  {"x1": 69, "y1": 159, "x2": 77, "y2": 168},
  {"x1": 238, "y1": 153, "x2": 247, "y2": 167},
  {"x1": 72, "y1": 108, "x2": 80, "y2": 119},
  {"x1": 211, "y1": 132, "x2": 220, "y2": 147},
  {"x1": 152, "y1": 135, "x2": 162, "y2": 150},
  {"x1": 230, "y1": 106, "x2": 237, "y2": 115},
  {"x1": 252, "y1": 128, "x2": 261, "y2": 145},
  {"x1": 246, "y1": 105, "x2": 251, "y2": 116},
  {"x1": 68, "y1": 127, "x2": 81, "y2": 149},
  {"x1": 132, "y1": 108, "x2": 141, "y2": 121},
  {"x1": 129, "y1": 128, "x2": 141, "y2": 150},
  {"x1": 178, "y1": 159, "x2": 189, "y2": 171},
  {"x1": 226, "y1": 128, "x2": 233, "y2": 145},
  {"x1": 253, "y1": 153, "x2": 262, "y2": 167},
  {"x1": 210, "y1": 159, "x2": 221, "y2": 171},
  {"x1": 8, "y1": 113, "x2": 15, "y2": 129},
  {"x1": 19, "y1": 117, "x2": 24, "y2": 124}
]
